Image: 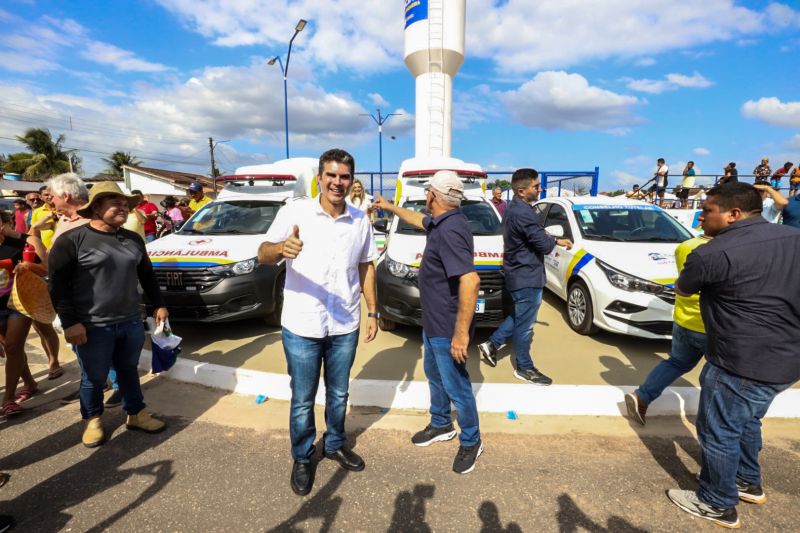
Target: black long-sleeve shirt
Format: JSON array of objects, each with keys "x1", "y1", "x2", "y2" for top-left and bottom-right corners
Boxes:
[
  {"x1": 48, "y1": 224, "x2": 165, "y2": 328},
  {"x1": 502, "y1": 196, "x2": 556, "y2": 291}
]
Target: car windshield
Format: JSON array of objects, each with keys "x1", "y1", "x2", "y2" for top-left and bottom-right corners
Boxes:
[
  {"x1": 179, "y1": 200, "x2": 283, "y2": 235},
  {"x1": 572, "y1": 204, "x2": 692, "y2": 243},
  {"x1": 396, "y1": 199, "x2": 502, "y2": 236}
]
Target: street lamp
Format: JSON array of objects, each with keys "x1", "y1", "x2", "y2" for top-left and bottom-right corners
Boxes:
[
  {"x1": 361, "y1": 108, "x2": 402, "y2": 193},
  {"x1": 267, "y1": 18, "x2": 307, "y2": 159}
]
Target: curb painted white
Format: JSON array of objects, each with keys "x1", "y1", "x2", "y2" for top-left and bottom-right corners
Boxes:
[{"x1": 140, "y1": 351, "x2": 800, "y2": 418}]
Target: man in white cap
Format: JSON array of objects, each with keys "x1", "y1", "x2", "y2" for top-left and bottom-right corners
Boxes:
[
  {"x1": 373, "y1": 170, "x2": 483, "y2": 474},
  {"x1": 48, "y1": 182, "x2": 169, "y2": 448}
]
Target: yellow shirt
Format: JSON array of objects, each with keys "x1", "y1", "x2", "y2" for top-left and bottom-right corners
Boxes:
[
  {"x1": 30, "y1": 205, "x2": 56, "y2": 249},
  {"x1": 674, "y1": 236, "x2": 711, "y2": 333},
  {"x1": 189, "y1": 196, "x2": 212, "y2": 212},
  {"x1": 123, "y1": 210, "x2": 146, "y2": 240}
]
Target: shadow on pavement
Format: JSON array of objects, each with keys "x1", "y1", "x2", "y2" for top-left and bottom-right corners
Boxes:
[
  {"x1": 0, "y1": 373, "x2": 230, "y2": 532},
  {"x1": 175, "y1": 318, "x2": 282, "y2": 368},
  {"x1": 478, "y1": 500, "x2": 522, "y2": 532},
  {"x1": 267, "y1": 467, "x2": 348, "y2": 533},
  {"x1": 556, "y1": 493, "x2": 649, "y2": 532},
  {"x1": 388, "y1": 484, "x2": 435, "y2": 532}
]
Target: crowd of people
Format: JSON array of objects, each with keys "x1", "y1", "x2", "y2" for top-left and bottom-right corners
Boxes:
[
  {"x1": 624, "y1": 157, "x2": 800, "y2": 215},
  {"x1": 1, "y1": 152, "x2": 799, "y2": 530}
]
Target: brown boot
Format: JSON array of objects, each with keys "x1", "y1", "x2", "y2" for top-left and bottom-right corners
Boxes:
[
  {"x1": 82, "y1": 416, "x2": 105, "y2": 448},
  {"x1": 126, "y1": 410, "x2": 166, "y2": 433},
  {"x1": 625, "y1": 391, "x2": 648, "y2": 426}
]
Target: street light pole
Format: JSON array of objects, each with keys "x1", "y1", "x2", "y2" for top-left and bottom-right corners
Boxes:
[
  {"x1": 361, "y1": 108, "x2": 401, "y2": 193},
  {"x1": 268, "y1": 19, "x2": 307, "y2": 159}
]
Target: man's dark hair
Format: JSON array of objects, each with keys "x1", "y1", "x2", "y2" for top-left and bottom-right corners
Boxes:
[
  {"x1": 728, "y1": 162, "x2": 736, "y2": 168},
  {"x1": 784, "y1": 162, "x2": 793, "y2": 169},
  {"x1": 131, "y1": 189, "x2": 143, "y2": 196},
  {"x1": 38, "y1": 185, "x2": 48, "y2": 193},
  {"x1": 511, "y1": 168, "x2": 539, "y2": 191},
  {"x1": 706, "y1": 182, "x2": 762, "y2": 214},
  {"x1": 657, "y1": 158, "x2": 665, "y2": 164},
  {"x1": 633, "y1": 184, "x2": 640, "y2": 188},
  {"x1": 318, "y1": 148, "x2": 355, "y2": 178}
]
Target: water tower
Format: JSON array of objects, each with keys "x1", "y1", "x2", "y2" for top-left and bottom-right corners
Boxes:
[{"x1": 404, "y1": 0, "x2": 465, "y2": 159}]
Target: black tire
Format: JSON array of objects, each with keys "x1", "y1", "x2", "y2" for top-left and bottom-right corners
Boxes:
[
  {"x1": 263, "y1": 272, "x2": 285, "y2": 327},
  {"x1": 378, "y1": 317, "x2": 397, "y2": 331},
  {"x1": 566, "y1": 280, "x2": 599, "y2": 335}
]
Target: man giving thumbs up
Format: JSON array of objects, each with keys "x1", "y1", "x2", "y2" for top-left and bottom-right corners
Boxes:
[{"x1": 259, "y1": 149, "x2": 379, "y2": 497}]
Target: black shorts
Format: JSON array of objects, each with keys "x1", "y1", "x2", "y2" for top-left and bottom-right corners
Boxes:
[{"x1": 677, "y1": 188, "x2": 690, "y2": 200}]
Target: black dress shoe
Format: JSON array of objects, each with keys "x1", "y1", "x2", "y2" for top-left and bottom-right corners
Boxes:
[
  {"x1": 324, "y1": 447, "x2": 365, "y2": 471},
  {"x1": 290, "y1": 461, "x2": 315, "y2": 496}
]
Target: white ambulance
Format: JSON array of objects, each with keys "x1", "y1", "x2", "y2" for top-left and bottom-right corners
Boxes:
[
  {"x1": 375, "y1": 156, "x2": 509, "y2": 330},
  {"x1": 145, "y1": 157, "x2": 318, "y2": 325}
]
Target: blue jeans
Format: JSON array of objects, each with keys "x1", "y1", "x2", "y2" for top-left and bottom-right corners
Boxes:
[
  {"x1": 282, "y1": 327, "x2": 359, "y2": 463},
  {"x1": 489, "y1": 287, "x2": 543, "y2": 371},
  {"x1": 696, "y1": 363, "x2": 795, "y2": 509},
  {"x1": 636, "y1": 323, "x2": 706, "y2": 405},
  {"x1": 423, "y1": 332, "x2": 480, "y2": 446},
  {"x1": 74, "y1": 319, "x2": 146, "y2": 419}
]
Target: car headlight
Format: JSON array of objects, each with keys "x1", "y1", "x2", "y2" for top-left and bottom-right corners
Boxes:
[
  {"x1": 596, "y1": 259, "x2": 664, "y2": 295},
  {"x1": 387, "y1": 257, "x2": 419, "y2": 280},
  {"x1": 208, "y1": 258, "x2": 257, "y2": 277}
]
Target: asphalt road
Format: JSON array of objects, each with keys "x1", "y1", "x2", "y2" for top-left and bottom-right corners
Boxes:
[{"x1": 1, "y1": 375, "x2": 799, "y2": 532}]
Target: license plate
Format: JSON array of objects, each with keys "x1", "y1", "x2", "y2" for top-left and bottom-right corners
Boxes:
[
  {"x1": 475, "y1": 299, "x2": 485, "y2": 314},
  {"x1": 165, "y1": 271, "x2": 183, "y2": 287}
]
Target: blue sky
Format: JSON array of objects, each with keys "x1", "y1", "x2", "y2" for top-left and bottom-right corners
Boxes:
[{"x1": 1, "y1": 0, "x2": 798, "y2": 191}]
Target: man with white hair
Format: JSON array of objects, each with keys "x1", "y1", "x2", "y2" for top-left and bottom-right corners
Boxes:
[
  {"x1": 46, "y1": 173, "x2": 90, "y2": 242},
  {"x1": 373, "y1": 170, "x2": 483, "y2": 474}
]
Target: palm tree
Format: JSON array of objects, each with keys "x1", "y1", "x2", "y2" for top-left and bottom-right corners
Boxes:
[
  {"x1": 102, "y1": 151, "x2": 143, "y2": 176},
  {"x1": 13, "y1": 128, "x2": 74, "y2": 180}
]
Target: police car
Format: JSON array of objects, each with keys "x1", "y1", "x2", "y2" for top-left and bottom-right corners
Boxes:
[
  {"x1": 534, "y1": 195, "x2": 693, "y2": 339},
  {"x1": 145, "y1": 158, "x2": 318, "y2": 325},
  {"x1": 376, "y1": 157, "x2": 508, "y2": 330}
]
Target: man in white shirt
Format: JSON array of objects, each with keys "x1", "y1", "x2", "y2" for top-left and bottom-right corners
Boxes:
[
  {"x1": 259, "y1": 148, "x2": 378, "y2": 497},
  {"x1": 755, "y1": 183, "x2": 788, "y2": 223},
  {"x1": 649, "y1": 158, "x2": 669, "y2": 207}
]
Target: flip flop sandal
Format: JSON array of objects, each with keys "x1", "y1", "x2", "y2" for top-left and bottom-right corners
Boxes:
[
  {"x1": 48, "y1": 367, "x2": 64, "y2": 380},
  {"x1": 14, "y1": 387, "x2": 38, "y2": 402},
  {"x1": 1, "y1": 401, "x2": 23, "y2": 416}
]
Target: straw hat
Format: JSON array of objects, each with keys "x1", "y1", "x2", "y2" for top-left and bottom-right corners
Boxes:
[
  {"x1": 8, "y1": 269, "x2": 56, "y2": 324},
  {"x1": 76, "y1": 181, "x2": 139, "y2": 218}
]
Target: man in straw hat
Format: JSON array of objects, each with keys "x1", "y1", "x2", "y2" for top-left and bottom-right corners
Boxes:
[
  {"x1": 372, "y1": 170, "x2": 483, "y2": 474},
  {"x1": 48, "y1": 181, "x2": 169, "y2": 447}
]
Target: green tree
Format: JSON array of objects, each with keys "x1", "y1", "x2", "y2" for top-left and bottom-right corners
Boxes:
[
  {"x1": 102, "y1": 151, "x2": 143, "y2": 176},
  {"x1": 12, "y1": 128, "x2": 74, "y2": 180}
]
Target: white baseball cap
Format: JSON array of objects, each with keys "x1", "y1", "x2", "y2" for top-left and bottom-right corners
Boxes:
[{"x1": 428, "y1": 170, "x2": 464, "y2": 200}]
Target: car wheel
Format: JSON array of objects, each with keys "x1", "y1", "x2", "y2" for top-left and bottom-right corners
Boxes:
[
  {"x1": 378, "y1": 317, "x2": 397, "y2": 331},
  {"x1": 263, "y1": 272, "x2": 285, "y2": 327},
  {"x1": 567, "y1": 280, "x2": 599, "y2": 335}
]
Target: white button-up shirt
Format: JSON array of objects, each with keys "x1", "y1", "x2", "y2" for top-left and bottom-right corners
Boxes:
[{"x1": 264, "y1": 197, "x2": 377, "y2": 338}]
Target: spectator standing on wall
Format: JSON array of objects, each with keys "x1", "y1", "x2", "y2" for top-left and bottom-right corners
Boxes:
[
  {"x1": 667, "y1": 182, "x2": 800, "y2": 529},
  {"x1": 490, "y1": 187, "x2": 507, "y2": 218},
  {"x1": 650, "y1": 158, "x2": 669, "y2": 206},
  {"x1": 770, "y1": 162, "x2": 793, "y2": 191},
  {"x1": 752, "y1": 158, "x2": 771, "y2": 184},
  {"x1": 719, "y1": 162, "x2": 738, "y2": 185},
  {"x1": 680, "y1": 161, "x2": 696, "y2": 209},
  {"x1": 789, "y1": 164, "x2": 800, "y2": 197}
]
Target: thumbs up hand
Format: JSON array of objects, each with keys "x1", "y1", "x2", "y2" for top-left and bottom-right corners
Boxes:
[{"x1": 282, "y1": 224, "x2": 303, "y2": 259}]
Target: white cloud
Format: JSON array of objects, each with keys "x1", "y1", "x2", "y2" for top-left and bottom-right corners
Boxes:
[
  {"x1": 501, "y1": 71, "x2": 644, "y2": 132},
  {"x1": 741, "y1": 97, "x2": 800, "y2": 128},
  {"x1": 626, "y1": 72, "x2": 713, "y2": 94},
  {"x1": 152, "y1": 1, "x2": 799, "y2": 74},
  {"x1": 367, "y1": 92, "x2": 389, "y2": 107},
  {"x1": 634, "y1": 57, "x2": 657, "y2": 67},
  {"x1": 766, "y1": 2, "x2": 800, "y2": 27},
  {"x1": 82, "y1": 42, "x2": 170, "y2": 73},
  {"x1": 623, "y1": 155, "x2": 652, "y2": 166},
  {"x1": 611, "y1": 170, "x2": 642, "y2": 187},
  {"x1": 0, "y1": 10, "x2": 169, "y2": 75},
  {"x1": 693, "y1": 147, "x2": 711, "y2": 156}
]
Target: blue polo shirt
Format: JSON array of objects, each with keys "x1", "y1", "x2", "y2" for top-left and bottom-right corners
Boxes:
[
  {"x1": 503, "y1": 196, "x2": 557, "y2": 291},
  {"x1": 677, "y1": 216, "x2": 800, "y2": 383},
  {"x1": 419, "y1": 209, "x2": 476, "y2": 338},
  {"x1": 781, "y1": 194, "x2": 800, "y2": 229}
]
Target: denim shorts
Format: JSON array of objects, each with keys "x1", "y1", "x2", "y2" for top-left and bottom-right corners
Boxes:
[{"x1": 0, "y1": 307, "x2": 26, "y2": 328}]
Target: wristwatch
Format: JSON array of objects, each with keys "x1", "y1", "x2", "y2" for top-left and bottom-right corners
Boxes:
[{"x1": 367, "y1": 312, "x2": 379, "y2": 319}]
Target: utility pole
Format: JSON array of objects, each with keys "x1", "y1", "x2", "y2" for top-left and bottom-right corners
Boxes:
[
  {"x1": 208, "y1": 137, "x2": 218, "y2": 193},
  {"x1": 361, "y1": 108, "x2": 401, "y2": 193}
]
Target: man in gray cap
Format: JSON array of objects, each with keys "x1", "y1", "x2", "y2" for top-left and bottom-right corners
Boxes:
[{"x1": 373, "y1": 170, "x2": 483, "y2": 474}]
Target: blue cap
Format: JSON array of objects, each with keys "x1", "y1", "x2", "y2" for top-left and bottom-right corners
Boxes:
[{"x1": 188, "y1": 182, "x2": 203, "y2": 192}]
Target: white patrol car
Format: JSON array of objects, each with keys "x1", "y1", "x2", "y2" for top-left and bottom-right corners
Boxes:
[
  {"x1": 533, "y1": 195, "x2": 693, "y2": 339},
  {"x1": 145, "y1": 157, "x2": 318, "y2": 325},
  {"x1": 375, "y1": 157, "x2": 509, "y2": 330}
]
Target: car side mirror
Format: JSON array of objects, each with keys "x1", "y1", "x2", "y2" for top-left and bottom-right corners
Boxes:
[
  {"x1": 545, "y1": 225, "x2": 565, "y2": 238},
  {"x1": 373, "y1": 219, "x2": 388, "y2": 233}
]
